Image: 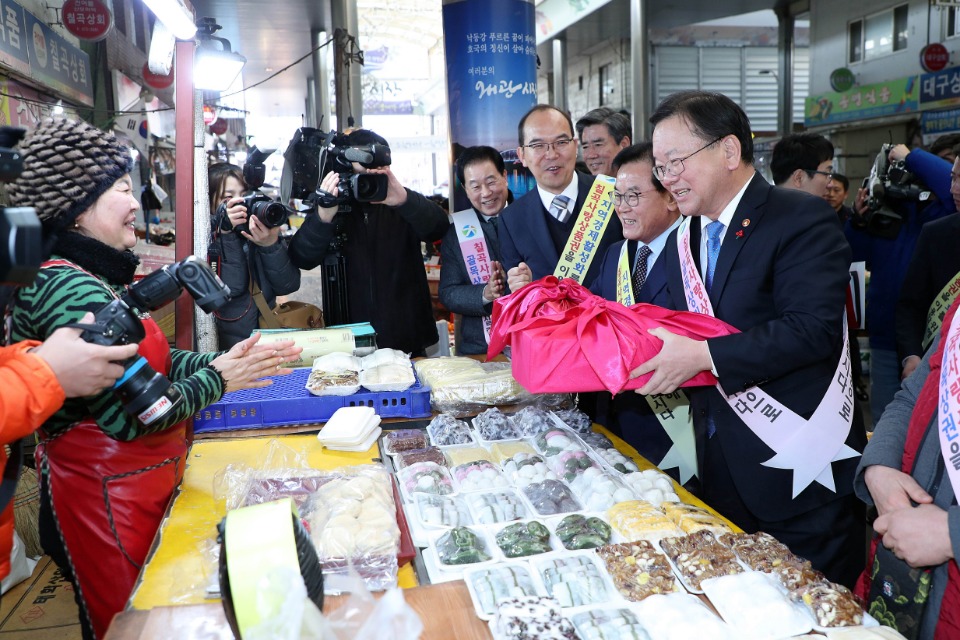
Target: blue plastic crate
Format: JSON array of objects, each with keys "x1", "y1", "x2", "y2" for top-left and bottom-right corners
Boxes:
[{"x1": 193, "y1": 367, "x2": 432, "y2": 433}]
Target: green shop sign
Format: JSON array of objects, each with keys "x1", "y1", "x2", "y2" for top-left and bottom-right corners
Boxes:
[
  {"x1": 805, "y1": 76, "x2": 918, "y2": 127},
  {"x1": 830, "y1": 68, "x2": 856, "y2": 92}
]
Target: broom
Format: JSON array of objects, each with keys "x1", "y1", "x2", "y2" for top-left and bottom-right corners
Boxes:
[{"x1": 13, "y1": 466, "x2": 42, "y2": 559}]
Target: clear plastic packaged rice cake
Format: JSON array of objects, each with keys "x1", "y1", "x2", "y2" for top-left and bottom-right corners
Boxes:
[
  {"x1": 522, "y1": 479, "x2": 582, "y2": 516},
  {"x1": 450, "y1": 459, "x2": 511, "y2": 492},
  {"x1": 660, "y1": 502, "x2": 732, "y2": 536},
  {"x1": 548, "y1": 450, "x2": 602, "y2": 484},
  {"x1": 659, "y1": 530, "x2": 744, "y2": 592},
  {"x1": 397, "y1": 461, "x2": 454, "y2": 498},
  {"x1": 789, "y1": 581, "x2": 865, "y2": 628},
  {"x1": 473, "y1": 407, "x2": 521, "y2": 443},
  {"x1": 464, "y1": 489, "x2": 529, "y2": 525},
  {"x1": 619, "y1": 469, "x2": 680, "y2": 507},
  {"x1": 533, "y1": 553, "x2": 613, "y2": 608},
  {"x1": 511, "y1": 406, "x2": 557, "y2": 437},
  {"x1": 552, "y1": 514, "x2": 613, "y2": 550},
  {"x1": 605, "y1": 500, "x2": 683, "y2": 542},
  {"x1": 489, "y1": 440, "x2": 538, "y2": 464},
  {"x1": 302, "y1": 465, "x2": 402, "y2": 591},
  {"x1": 465, "y1": 563, "x2": 542, "y2": 619},
  {"x1": 445, "y1": 445, "x2": 495, "y2": 466},
  {"x1": 570, "y1": 607, "x2": 652, "y2": 640},
  {"x1": 567, "y1": 467, "x2": 635, "y2": 512},
  {"x1": 552, "y1": 407, "x2": 593, "y2": 433},
  {"x1": 533, "y1": 426, "x2": 587, "y2": 457},
  {"x1": 494, "y1": 520, "x2": 555, "y2": 558},
  {"x1": 393, "y1": 446, "x2": 447, "y2": 470},
  {"x1": 718, "y1": 531, "x2": 823, "y2": 591},
  {"x1": 426, "y1": 413, "x2": 474, "y2": 447},
  {"x1": 633, "y1": 592, "x2": 735, "y2": 640},
  {"x1": 501, "y1": 453, "x2": 557, "y2": 486},
  {"x1": 596, "y1": 540, "x2": 681, "y2": 602},
  {"x1": 434, "y1": 525, "x2": 493, "y2": 567},
  {"x1": 415, "y1": 493, "x2": 471, "y2": 529},
  {"x1": 414, "y1": 357, "x2": 533, "y2": 415},
  {"x1": 382, "y1": 428, "x2": 428, "y2": 455},
  {"x1": 491, "y1": 595, "x2": 579, "y2": 640}
]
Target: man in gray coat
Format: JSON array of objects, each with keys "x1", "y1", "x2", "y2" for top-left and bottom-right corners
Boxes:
[{"x1": 439, "y1": 146, "x2": 510, "y2": 355}]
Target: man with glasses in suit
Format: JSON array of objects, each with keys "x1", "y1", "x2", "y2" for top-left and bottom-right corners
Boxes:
[
  {"x1": 501, "y1": 104, "x2": 623, "y2": 292},
  {"x1": 770, "y1": 133, "x2": 835, "y2": 197}
]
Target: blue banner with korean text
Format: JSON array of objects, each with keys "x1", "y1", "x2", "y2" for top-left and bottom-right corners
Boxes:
[
  {"x1": 0, "y1": 0, "x2": 29, "y2": 76},
  {"x1": 442, "y1": 0, "x2": 537, "y2": 210},
  {"x1": 920, "y1": 66, "x2": 960, "y2": 111},
  {"x1": 23, "y1": 7, "x2": 93, "y2": 105},
  {"x1": 921, "y1": 107, "x2": 960, "y2": 136}
]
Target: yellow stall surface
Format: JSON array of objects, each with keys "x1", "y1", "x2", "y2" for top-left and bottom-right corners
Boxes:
[{"x1": 130, "y1": 434, "x2": 417, "y2": 610}]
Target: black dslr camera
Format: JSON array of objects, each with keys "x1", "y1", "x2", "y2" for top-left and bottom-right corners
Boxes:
[
  {"x1": 218, "y1": 146, "x2": 295, "y2": 234},
  {"x1": 280, "y1": 127, "x2": 391, "y2": 208},
  {"x1": 0, "y1": 126, "x2": 42, "y2": 287},
  {"x1": 860, "y1": 143, "x2": 931, "y2": 239},
  {"x1": 77, "y1": 256, "x2": 229, "y2": 426}
]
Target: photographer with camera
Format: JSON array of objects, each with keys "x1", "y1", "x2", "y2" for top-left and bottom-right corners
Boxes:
[
  {"x1": 848, "y1": 140, "x2": 956, "y2": 425},
  {"x1": 208, "y1": 162, "x2": 301, "y2": 349},
  {"x1": 287, "y1": 128, "x2": 449, "y2": 356},
  {"x1": 6, "y1": 118, "x2": 301, "y2": 640}
]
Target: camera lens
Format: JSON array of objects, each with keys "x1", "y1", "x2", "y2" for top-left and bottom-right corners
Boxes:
[
  {"x1": 113, "y1": 357, "x2": 183, "y2": 425},
  {"x1": 249, "y1": 200, "x2": 289, "y2": 229},
  {"x1": 351, "y1": 174, "x2": 388, "y2": 202}
]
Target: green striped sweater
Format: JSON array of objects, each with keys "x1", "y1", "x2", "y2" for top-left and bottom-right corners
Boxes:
[{"x1": 11, "y1": 257, "x2": 224, "y2": 441}]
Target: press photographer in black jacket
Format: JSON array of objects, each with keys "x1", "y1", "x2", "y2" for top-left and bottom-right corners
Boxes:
[{"x1": 287, "y1": 129, "x2": 449, "y2": 356}]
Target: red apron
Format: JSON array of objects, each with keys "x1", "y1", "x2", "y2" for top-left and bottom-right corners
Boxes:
[{"x1": 36, "y1": 316, "x2": 187, "y2": 640}]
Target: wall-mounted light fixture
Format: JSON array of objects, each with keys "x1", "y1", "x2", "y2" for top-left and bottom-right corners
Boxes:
[
  {"x1": 142, "y1": 0, "x2": 196, "y2": 40},
  {"x1": 194, "y1": 17, "x2": 246, "y2": 92}
]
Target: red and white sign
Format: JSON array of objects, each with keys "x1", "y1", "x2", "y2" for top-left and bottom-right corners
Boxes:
[
  {"x1": 210, "y1": 118, "x2": 228, "y2": 136},
  {"x1": 921, "y1": 43, "x2": 951, "y2": 73},
  {"x1": 202, "y1": 105, "x2": 218, "y2": 126},
  {"x1": 142, "y1": 62, "x2": 174, "y2": 90},
  {"x1": 62, "y1": 0, "x2": 113, "y2": 41}
]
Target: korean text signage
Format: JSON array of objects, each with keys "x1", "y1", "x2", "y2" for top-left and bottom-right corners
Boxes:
[
  {"x1": 805, "y1": 76, "x2": 918, "y2": 127},
  {"x1": 22, "y1": 2, "x2": 93, "y2": 105},
  {"x1": 0, "y1": 0, "x2": 31, "y2": 77},
  {"x1": 62, "y1": 0, "x2": 112, "y2": 41},
  {"x1": 921, "y1": 43, "x2": 950, "y2": 74},
  {"x1": 829, "y1": 68, "x2": 855, "y2": 93},
  {"x1": 920, "y1": 66, "x2": 960, "y2": 111},
  {"x1": 922, "y1": 107, "x2": 960, "y2": 136}
]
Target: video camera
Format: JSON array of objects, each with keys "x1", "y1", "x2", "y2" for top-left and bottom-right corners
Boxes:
[
  {"x1": 218, "y1": 146, "x2": 295, "y2": 235},
  {"x1": 77, "y1": 256, "x2": 229, "y2": 426},
  {"x1": 861, "y1": 143, "x2": 931, "y2": 239},
  {"x1": 280, "y1": 127, "x2": 391, "y2": 209},
  {"x1": 0, "y1": 126, "x2": 43, "y2": 287}
]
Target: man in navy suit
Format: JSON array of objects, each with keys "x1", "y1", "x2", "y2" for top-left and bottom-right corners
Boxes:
[
  {"x1": 501, "y1": 105, "x2": 623, "y2": 292},
  {"x1": 634, "y1": 90, "x2": 866, "y2": 587},
  {"x1": 590, "y1": 142, "x2": 685, "y2": 480}
]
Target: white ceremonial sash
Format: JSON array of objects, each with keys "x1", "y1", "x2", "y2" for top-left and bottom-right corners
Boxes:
[
  {"x1": 676, "y1": 216, "x2": 858, "y2": 498},
  {"x1": 615, "y1": 243, "x2": 698, "y2": 482},
  {"x1": 553, "y1": 175, "x2": 616, "y2": 284},
  {"x1": 451, "y1": 208, "x2": 494, "y2": 343},
  {"x1": 937, "y1": 307, "x2": 960, "y2": 499}
]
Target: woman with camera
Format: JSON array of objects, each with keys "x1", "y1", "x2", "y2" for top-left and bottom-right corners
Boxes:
[
  {"x1": 208, "y1": 162, "x2": 301, "y2": 349},
  {"x1": 6, "y1": 118, "x2": 302, "y2": 640}
]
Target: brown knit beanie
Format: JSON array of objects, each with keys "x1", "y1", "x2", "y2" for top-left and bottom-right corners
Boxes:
[{"x1": 8, "y1": 117, "x2": 134, "y2": 234}]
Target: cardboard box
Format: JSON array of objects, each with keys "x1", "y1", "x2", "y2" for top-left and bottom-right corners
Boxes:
[{"x1": 0, "y1": 556, "x2": 81, "y2": 639}]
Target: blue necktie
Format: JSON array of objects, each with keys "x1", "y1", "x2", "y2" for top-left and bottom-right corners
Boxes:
[
  {"x1": 705, "y1": 221, "x2": 725, "y2": 293},
  {"x1": 704, "y1": 220, "x2": 724, "y2": 438}
]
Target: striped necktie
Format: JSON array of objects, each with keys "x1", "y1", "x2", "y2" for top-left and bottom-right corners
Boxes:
[{"x1": 549, "y1": 194, "x2": 571, "y2": 223}]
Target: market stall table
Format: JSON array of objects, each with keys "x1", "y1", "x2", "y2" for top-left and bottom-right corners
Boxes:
[{"x1": 116, "y1": 426, "x2": 735, "y2": 638}]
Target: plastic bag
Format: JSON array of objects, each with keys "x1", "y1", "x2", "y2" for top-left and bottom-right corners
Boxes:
[
  {"x1": 1, "y1": 531, "x2": 36, "y2": 595},
  {"x1": 243, "y1": 565, "x2": 333, "y2": 640},
  {"x1": 488, "y1": 275, "x2": 737, "y2": 394},
  {"x1": 324, "y1": 568, "x2": 423, "y2": 640},
  {"x1": 414, "y1": 357, "x2": 534, "y2": 415}
]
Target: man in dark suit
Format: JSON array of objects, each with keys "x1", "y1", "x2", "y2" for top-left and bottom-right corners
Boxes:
[
  {"x1": 896, "y1": 157, "x2": 960, "y2": 378},
  {"x1": 589, "y1": 142, "x2": 687, "y2": 481},
  {"x1": 439, "y1": 146, "x2": 509, "y2": 356},
  {"x1": 634, "y1": 90, "x2": 866, "y2": 587},
  {"x1": 501, "y1": 105, "x2": 623, "y2": 292}
]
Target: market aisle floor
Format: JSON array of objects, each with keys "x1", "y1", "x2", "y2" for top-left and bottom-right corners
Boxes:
[{"x1": 0, "y1": 557, "x2": 81, "y2": 639}]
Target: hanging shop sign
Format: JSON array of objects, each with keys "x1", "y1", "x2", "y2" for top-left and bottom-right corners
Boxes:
[
  {"x1": 921, "y1": 43, "x2": 951, "y2": 73},
  {"x1": 142, "y1": 62, "x2": 173, "y2": 90},
  {"x1": 829, "y1": 68, "x2": 855, "y2": 93},
  {"x1": 202, "y1": 105, "x2": 218, "y2": 126},
  {"x1": 920, "y1": 66, "x2": 960, "y2": 111},
  {"x1": 23, "y1": 6, "x2": 93, "y2": 105},
  {"x1": 61, "y1": 0, "x2": 113, "y2": 42},
  {"x1": 921, "y1": 106, "x2": 960, "y2": 136},
  {"x1": 805, "y1": 76, "x2": 918, "y2": 127},
  {"x1": 209, "y1": 117, "x2": 228, "y2": 135}
]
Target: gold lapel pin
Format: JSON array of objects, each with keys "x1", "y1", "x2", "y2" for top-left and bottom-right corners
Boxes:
[{"x1": 742, "y1": 219, "x2": 751, "y2": 227}]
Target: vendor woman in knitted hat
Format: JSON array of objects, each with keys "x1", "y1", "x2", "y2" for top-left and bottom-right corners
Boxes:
[{"x1": 6, "y1": 118, "x2": 302, "y2": 640}]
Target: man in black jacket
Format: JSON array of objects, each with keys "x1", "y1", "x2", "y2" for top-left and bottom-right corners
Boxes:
[{"x1": 288, "y1": 129, "x2": 449, "y2": 356}]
